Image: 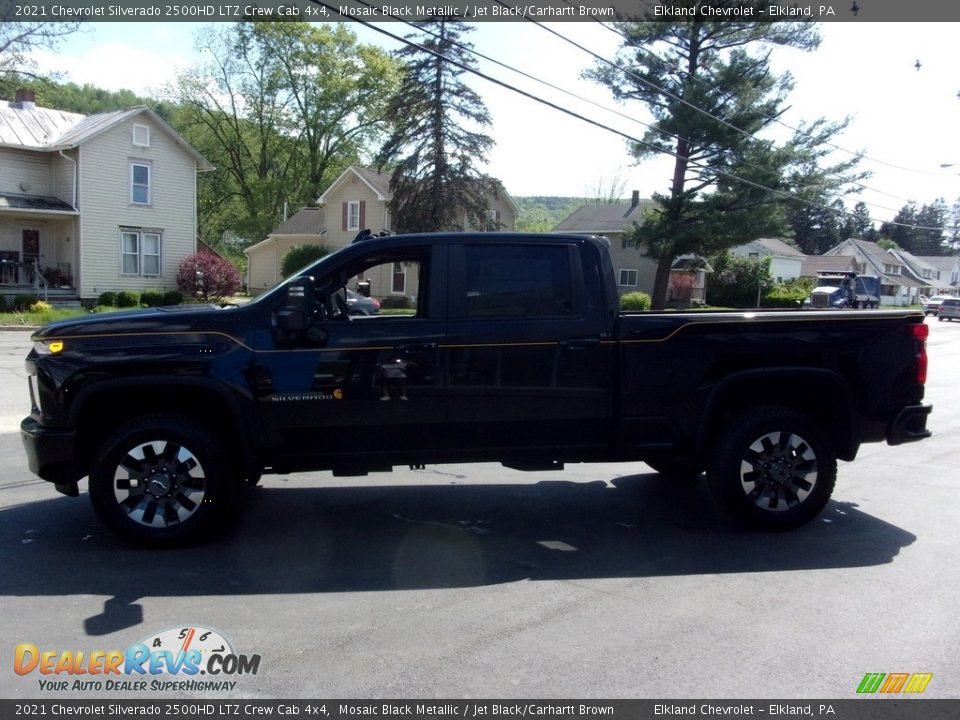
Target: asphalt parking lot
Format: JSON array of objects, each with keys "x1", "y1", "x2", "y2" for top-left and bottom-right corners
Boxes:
[{"x1": 1, "y1": 319, "x2": 958, "y2": 700}]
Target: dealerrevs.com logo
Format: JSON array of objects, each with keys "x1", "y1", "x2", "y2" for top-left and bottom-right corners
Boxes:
[{"x1": 14, "y1": 626, "x2": 261, "y2": 693}]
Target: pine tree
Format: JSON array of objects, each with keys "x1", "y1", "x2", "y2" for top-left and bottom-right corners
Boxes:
[
  {"x1": 588, "y1": 12, "x2": 864, "y2": 308},
  {"x1": 375, "y1": 20, "x2": 496, "y2": 233}
]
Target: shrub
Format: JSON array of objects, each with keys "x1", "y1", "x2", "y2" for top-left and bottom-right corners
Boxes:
[
  {"x1": 162, "y1": 290, "x2": 183, "y2": 306},
  {"x1": 116, "y1": 290, "x2": 141, "y2": 308},
  {"x1": 0, "y1": 295, "x2": 7, "y2": 312},
  {"x1": 281, "y1": 244, "x2": 329, "y2": 278},
  {"x1": 380, "y1": 296, "x2": 412, "y2": 310},
  {"x1": 97, "y1": 291, "x2": 117, "y2": 307},
  {"x1": 176, "y1": 252, "x2": 242, "y2": 303},
  {"x1": 620, "y1": 291, "x2": 652, "y2": 311},
  {"x1": 29, "y1": 300, "x2": 54, "y2": 313},
  {"x1": 13, "y1": 293, "x2": 39, "y2": 312},
  {"x1": 141, "y1": 289, "x2": 165, "y2": 307}
]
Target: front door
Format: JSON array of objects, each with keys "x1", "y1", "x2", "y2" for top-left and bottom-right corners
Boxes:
[
  {"x1": 253, "y1": 243, "x2": 447, "y2": 466},
  {"x1": 22, "y1": 229, "x2": 40, "y2": 282}
]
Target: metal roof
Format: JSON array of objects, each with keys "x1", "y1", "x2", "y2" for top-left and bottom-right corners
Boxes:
[
  {"x1": 0, "y1": 101, "x2": 212, "y2": 170},
  {"x1": 0, "y1": 100, "x2": 84, "y2": 149}
]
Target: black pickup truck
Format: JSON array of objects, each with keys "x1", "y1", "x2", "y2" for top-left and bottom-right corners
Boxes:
[{"x1": 22, "y1": 233, "x2": 932, "y2": 545}]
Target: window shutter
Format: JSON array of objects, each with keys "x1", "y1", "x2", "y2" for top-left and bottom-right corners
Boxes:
[
  {"x1": 359, "y1": 201, "x2": 366, "y2": 230},
  {"x1": 342, "y1": 202, "x2": 348, "y2": 231}
]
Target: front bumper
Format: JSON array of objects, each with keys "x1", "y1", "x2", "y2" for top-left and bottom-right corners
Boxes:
[
  {"x1": 21, "y1": 416, "x2": 81, "y2": 495},
  {"x1": 886, "y1": 404, "x2": 932, "y2": 446}
]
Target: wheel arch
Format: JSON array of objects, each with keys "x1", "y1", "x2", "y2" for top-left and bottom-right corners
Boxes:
[
  {"x1": 70, "y1": 378, "x2": 256, "y2": 479},
  {"x1": 696, "y1": 368, "x2": 860, "y2": 462}
]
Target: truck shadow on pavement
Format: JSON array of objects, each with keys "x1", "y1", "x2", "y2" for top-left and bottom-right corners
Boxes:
[{"x1": 0, "y1": 470, "x2": 916, "y2": 635}]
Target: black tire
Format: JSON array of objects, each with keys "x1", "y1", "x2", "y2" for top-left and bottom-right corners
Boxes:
[
  {"x1": 708, "y1": 406, "x2": 836, "y2": 531},
  {"x1": 645, "y1": 458, "x2": 703, "y2": 482},
  {"x1": 89, "y1": 415, "x2": 240, "y2": 546}
]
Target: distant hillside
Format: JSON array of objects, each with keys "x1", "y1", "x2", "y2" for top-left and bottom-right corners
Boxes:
[{"x1": 514, "y1": 196, "x2": 589, "y2": 232}]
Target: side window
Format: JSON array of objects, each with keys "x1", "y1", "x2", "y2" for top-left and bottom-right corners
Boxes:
[
  {"x1": 463, "y1": 244, "x2": 576, "y2": 318},
  {"x1": 319, "y1": 248, "x2": 429, "y2": 320}
]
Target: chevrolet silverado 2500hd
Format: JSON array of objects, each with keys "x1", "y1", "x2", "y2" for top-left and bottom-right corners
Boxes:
[{"x1": 21, "y1": 233, "x2": 932, "y2": 545}]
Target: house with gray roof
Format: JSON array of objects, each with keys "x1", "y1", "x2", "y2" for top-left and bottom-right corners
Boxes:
[
  {"x1": 0, "y1": 89, "x2": 212, "y2": 303},
  {"x1": 730, "y1": 237, "x2": 805, "y2": 283},
  {"x1": 888, "y1": 249, "x2": 954, "y2": 295},
  {"x1": 912, "y1": 255, "x2": 959, "y2": 294},
  {"x1": 823, "y1": 239, "x2": 925, "y2": 305},
  {"x1": 246, "y1": 165, "x2": 519, "y2": 295},
  {"x1": 553, "y1": 192, "x2": 707, "y2": 302}
]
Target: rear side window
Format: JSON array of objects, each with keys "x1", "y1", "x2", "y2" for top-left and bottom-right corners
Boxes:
[{"x1": 463, "y1": 245, "x2": 576, "y2": 318}]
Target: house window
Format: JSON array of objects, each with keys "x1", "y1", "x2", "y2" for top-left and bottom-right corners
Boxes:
[
  {"x1": 347, "y1": 201, "x2": 360, "y2": 231},
  {"x1": 131, "y1": 162, "x2": 151, "y2": 205},
  {"x1": 619, "y1": 269, "x2": 638, "y2": 287},
  {"x1": 884, "y1": 264, "x2": 900, "y2": 275},
  {"x1": 132, "y1": 124, "x2": 150, "y2": 147},
  {"x1": 120, "y1": 228, "x2": 162, "y2": 276},
  {"x1": 748, "y1": 252, "x2": 760, "y2": 259}
]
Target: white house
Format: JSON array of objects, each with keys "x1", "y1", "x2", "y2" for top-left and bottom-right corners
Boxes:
[
  {"x1": 0, "y1": 89, "x2": 212, "y2": 303},
  {"x1": 730, "y1": 237, "x2": 805, "y2": 283},
  {"x1": 823, "y1": 238, "x2": 925, "y2": 306}
]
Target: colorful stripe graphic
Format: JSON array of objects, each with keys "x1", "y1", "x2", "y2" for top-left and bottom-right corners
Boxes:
[{"x1": 857, "y1": 672, "x2": 933, "y2": 694}]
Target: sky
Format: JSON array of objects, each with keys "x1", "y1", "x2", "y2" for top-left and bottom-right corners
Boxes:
[{"x1": 31, "y1": 18, "x2": 960, "y2": 224}]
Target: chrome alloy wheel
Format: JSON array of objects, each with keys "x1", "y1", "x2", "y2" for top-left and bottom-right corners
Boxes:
[
  {"x1": 112, "y1": 441, "x2": 207, "y2": 528},
  {"x1": 739, "y1": 431, "x2": 818, "y2": 512}
]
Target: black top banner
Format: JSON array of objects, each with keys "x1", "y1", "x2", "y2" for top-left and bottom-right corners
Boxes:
[
  {"x1": 1, "y1": 700, "x2": 959, "y2": 720},
  {"x1": 3, "y1": 0, "x2": 960, "y2": 23}
]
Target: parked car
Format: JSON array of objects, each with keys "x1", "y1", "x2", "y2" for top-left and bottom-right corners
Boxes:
[
  {"x1": 938, "y1": 297, "x2": 960, "y2": 321},
  {"x1": 346, "y1": 288, "x2": 380, "y2": 315},
  {"x1": 922, "y1": 295, "x2": 949, "y2": 315}
]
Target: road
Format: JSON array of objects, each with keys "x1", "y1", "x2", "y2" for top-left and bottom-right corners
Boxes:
[{"x1": 1, "y1": 320, "x2": 958, "y2": 700}]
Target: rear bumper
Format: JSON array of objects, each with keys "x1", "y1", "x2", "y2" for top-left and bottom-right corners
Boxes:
[
  {"x1": 21, "y1": 416, "x2": 81, "y2": 495},
  {"x1": 886, "y1": 404, "x2": 932, "y2": 445}
]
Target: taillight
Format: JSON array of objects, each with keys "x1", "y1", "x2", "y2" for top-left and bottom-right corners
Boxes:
[{"x1": 910, "y1": 323, "x2": 928, "y2": 385}]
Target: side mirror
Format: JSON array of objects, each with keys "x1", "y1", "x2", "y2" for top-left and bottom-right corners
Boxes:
[{"x1": 275, "y1": 276, "x2": 314, "y2": 342}]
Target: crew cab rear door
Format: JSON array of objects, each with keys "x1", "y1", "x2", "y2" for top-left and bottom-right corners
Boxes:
[{"x1": 444, "y1": 238, "x2": 616, "y2": 454}]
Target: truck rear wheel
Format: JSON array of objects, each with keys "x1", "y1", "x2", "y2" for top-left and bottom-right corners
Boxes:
[
  {"x1": 89, "y1": 415, "x2": 239, "y2": 546},
  {"x1": 709, "y1": 406, "x2": 836, "y2": 531}
]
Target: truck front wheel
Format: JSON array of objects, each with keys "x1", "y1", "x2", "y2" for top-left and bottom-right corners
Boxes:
[
  {"x1": 709, "y1": 406, "x2": 836, "y2": 531},
  {"x1": 89, "y1": 415, "x2": 239, "y2": 546}
]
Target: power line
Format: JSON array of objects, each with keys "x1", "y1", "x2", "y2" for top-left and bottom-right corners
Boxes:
[
  {"x1": 573, "y1": 5, "x2": 958, "y2": 179},
  {"x1": 307, "y1": 3, "x2": 947, "y2": 232}
]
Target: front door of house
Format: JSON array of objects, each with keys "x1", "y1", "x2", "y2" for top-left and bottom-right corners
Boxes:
[{"x1": 22, "y1": 230, "x2": 40, "y2": 280}]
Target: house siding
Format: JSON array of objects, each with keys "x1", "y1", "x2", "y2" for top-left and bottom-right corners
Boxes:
[
  {"x1": 0, "y1": 148, "x2": 53, "y2": 197},
  {"x1": 247, "y1": 236, "x2": 323, "y2": 293},
  {"x1": 77, "y1": 115, "x2": 197, "y2": 299},
  {"x1": 324, "y1": 178, "x2": 387, "y2": 249}
]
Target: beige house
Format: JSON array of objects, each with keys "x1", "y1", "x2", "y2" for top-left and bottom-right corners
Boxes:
[
  {"x1": 246, "y1": 165, "x2": 519, "y2": 296},
  {"x1": 0, "y1": 90, "x2": 212, "y2": 303},
  {"x1": 553, "y1": 192, "x2": 707, "y2": 302}
]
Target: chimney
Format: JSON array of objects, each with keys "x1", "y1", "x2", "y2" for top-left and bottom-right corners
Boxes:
[
  {"x1": 630, "y1": 190, "x2": 639, "y2": 209},
  {"x1": 15, "y1": 88, "x2": 37, "y2": 110}
]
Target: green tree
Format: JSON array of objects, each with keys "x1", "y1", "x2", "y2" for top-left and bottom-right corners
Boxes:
[
  {"x1": 281, "y1": 244, "x2": 329, "y2": 278},
  {"x1": 375, "y1": 20, "x2": 497, "y2": 233},
  {"x1": 707, "y1": 252, "x2": 773, "y2": 308},
  {"x1": 0, "y1": 17, "x2": 80, "y2": 96},
  {"x1": 880, "y1": 200, "x2": 948, "y2": 255},
  {"x1": 173, "y1": 21, "x2": 400, "y2": 245},
  {"x1": 588, "y1": 11, "x2": 863, "y2": 309}
]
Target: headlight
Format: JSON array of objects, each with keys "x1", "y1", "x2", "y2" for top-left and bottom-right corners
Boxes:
[{"x1": 32, "y1": 340, "x2": 64, "y2": 356}]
